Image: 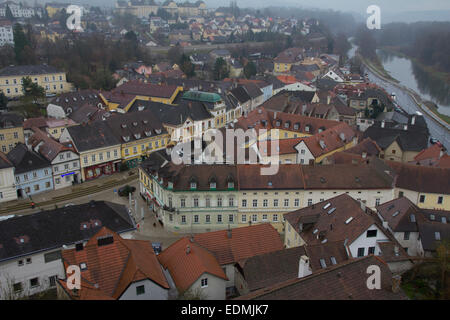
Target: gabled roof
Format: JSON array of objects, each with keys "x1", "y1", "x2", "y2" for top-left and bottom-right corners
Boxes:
[
  {"x1": 0, "y1": 201, "x2": 135, "y2": 263},
  {"x1": 60, "y1": 227, "x2": 168, "y2": 300},
  {"x1": 6, "y1": 143, "x2": 51, "y2": 174},
  {"x1": 363, "y1": 125, "x2": 428, "y2": 152},
  {"x1": 376, "y1": 197, "x2": 420, "y2": 232},
  {"x1": 28, "y1": 128, "x2": 75, "y2": 162},
  {"x1": 0, "y1": 113, "x2": 23, "y2": 129},
  {"x1": 236, "y1": 255, "x2": 408, "y2": 300},
  {"x1": 0, "y1": 64, "x2": 62, "y2": 76},
  {"x1": 386, "y1": 161, "x2": 450, "y2": 194},
  {"x1": 158, "y1": 237, "x2": 227, "y2": 293},
  {"x1": 284, "y1": 194, "x2": 383, "y2": 248},
  {"x1": 193, "y1": 223, "x2": 284, "y2": 265},
  {"x1": 0, "y1": 151, "x2": 13, "y2": 169},
  {"x1": 64, "y1": 121, "x2": 121, "y2": 152}
]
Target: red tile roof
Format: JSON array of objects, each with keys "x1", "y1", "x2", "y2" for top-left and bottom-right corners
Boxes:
[
  {"x1": 60, "y1": 227, "x2": 169, "y2": 300},
  {"x1": 158, "y1": 237, "x2": 227, "y2": 293},
  {"x1": 193, "y1": 223, "x2": 284, "y2": 265}
]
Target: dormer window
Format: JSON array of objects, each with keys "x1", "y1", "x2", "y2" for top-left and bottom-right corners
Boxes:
[
  {"x1": 276, "y1": 120, "x2": 281, "y2": 127},
  {"x1": 228, "y1": 181, "x2": 234, "y2": 189},
  {"x1": 305, "y1": 125, "x2": 310, "y2": 132},
  {"x1": 145, "y1": 131, "x2": 152, "y2": 137},
  {"x1": 190, "y1": 182, "x2": 197, "y2": 189},
  {"x1": 284, "y1": 121, "x2": 290, "y2": 128},
  {"x1": 133, "y1": 122, "x2": 138, "y2": 127},
  {"x1": 168, "y1": 181, "x2": 173, "y2": 189},
  {"x1": 155, "y1": 129, "x2": 162, "y2": 134},
  {"x1": 122, "y1": 136, "x2": 130, "y2": 142},
  {"x1": 294, "y1": 123, "x2": 299, "y2": 130},
  {"x1": 134, "y1": 133, "x2": 141, "y2": 139}
]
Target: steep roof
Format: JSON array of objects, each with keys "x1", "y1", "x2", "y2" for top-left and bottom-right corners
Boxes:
[
  {"x1": 28, "y1": 128, "x2": 75, "y2": 162},
  {"x1": 284, "y1": 194, "x2": 383, "y2": 248},
  {"x1": 376, "y1": 197, "x2": 420, "y2": 232},
  {"x1": 158, "y1": 237, "x2": 227, "y2": 293},
  {"x1": 65, "y1": 121, "x2": 121, "y2": 152},
  {"x1": 386, "y1": 161, "x2": 450, "y2": 194},
  {"x1": 0, "y1": 113, "x2": 23, "y2": 129},
  {"x1": 236, "y1": 255, "x2": 408, "y2": 300},
  {"x1": 6, "y1": 143, "x2": 51, "y2": 174},
  {"x1": 0, "y1": 201, "x2": 135, "y2": 263},
  {"x1": 193, "y1": 223, "x2": 284, "y2": 265},
  {"x1": 60, "y1": 227, "x2": 168, "y2": 300}
]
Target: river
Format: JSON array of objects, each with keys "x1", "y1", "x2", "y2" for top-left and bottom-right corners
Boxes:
[{"x1": 348, "y1": 41, "x2": 450, "y2": 150}]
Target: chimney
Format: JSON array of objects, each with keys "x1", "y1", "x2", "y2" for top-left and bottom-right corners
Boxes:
[
  {"x1": 381, "y1": 120, "x2": 385, "y2": 128},
  {"x1": 274, "y1": 111, "x2": 277, "y2": 119},
  {"x1": 186, "y1": 245, "x2": 191, "y2": 254},
  {"x1": 362, "y1": 151, "x2": 367, "y2": 159},
  {"x1": 227, "y1": 228, "x2": 232, "y2": 238},
  {"x1": 327, "y1": 95, "x2": 331, "y2": 105},
  {"x1": 403, "y1": 124, "x2": 408, "y2": 131},
  {"x1": 392, "y1": 275, "x2": 401, "y2": 293},
  {"x1": 298, "y1": 255, "x2": 312, "y2": 278},
  {"x1": 360, "y1": 201, "x2": 366, "y2": 212},
  {"x1": 411, "y1": 116, "x2": 416, "y2": 125}
]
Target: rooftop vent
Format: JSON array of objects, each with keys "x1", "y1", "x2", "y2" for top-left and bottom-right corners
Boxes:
[{"x1": 327, "y1": 207, "x2": 336, "y2": 215}]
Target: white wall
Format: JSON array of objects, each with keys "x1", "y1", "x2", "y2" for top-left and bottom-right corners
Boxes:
[
  {"x1": 349, "y1": 224, "x2": 390, "y2": 258},
  {"x1": 0, "y1": 249, "x2": 64, "y2": 300},
  {"x1": 188, "y1": 272, "x2": 226, "y2": 300},
  {"x1": 119, "y1": 279, "x2": 169, "y2": 300},
  {"x1": 0, "y1": 167, "x2": 17, "y2": 203}
]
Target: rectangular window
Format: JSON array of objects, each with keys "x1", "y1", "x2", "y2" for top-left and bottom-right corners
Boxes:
[
  {"x1": 49, "y1": 276, "x2": 57, "y2": 287},
  {"x1": 263, "y1": 199, "x2": 268, "y2": 207},
  {"x1": 262, "y1": 214, "x2": 267, "y2": 221},
  {"x1": 366, "y1": 230, "x2": 377, "y2": 238},
  {"x1": 217, "y1": 198, "x2": 222, "y2": 207},
  {"x1": 242, "y1": 199, "x2": 247, "y2": 207},
  {"x1": 419, "y1": 195, "x2": 425, "y2": 203},
  {"x1": 193, "y1": 198, "x2": 199, "y2": 207},
  {"x1": 194, "y1": 215, "x2": 199, "y2": 223},
  {"x1": 294, "y1": 199, "x2": 299, "y2": 207},
  {"x1": 181, "y1": 215, "x2": 186, "y2": 223},
  {"x1": 404, "y1": 232, "x2": 410, "y2": 240},
  {"x1": 206, "y1": 198, "x2": 210, "y2": 207},
  {"x1": 205, "y1": 215, "x2": 210, "y2": 223},
  {"x1": 273, "y1": 214, "x2": 278, "y2": 222},
  {"x1": 30, "y1": 278, "x2": 39, "y2": 288},
  {"x1": 253, "y1": 199, "x2": 257, "y2": 207},
  {"x1": 308, "y1": 199, "x2": 312, "y2": 206},
  {"x1": 438, "y1": 196, "x2": 443, "y2": 204},
  {"x1": 217, "y1": 215, "x2": 222, "y2": 223},
  {"x1": 375, "y1": 198, "x2": 380, "y2": 206},
  {"x1": 180, "y1": 199, "x2": 185, "y2": 207},
  {"x1": 136, "y1": 285, "x2": 145, "y2": 295},
  {"x1": 357, "y1": 248, "x2": 365, "y2": 257},
  {"x1": 228, "y1": 198, "x2": 234, "y2": 207},
  {"x1": 273, "y1": 199, "x2": 278, "y2": 207},
  {"x1": 13, "y1": 282, "x2": 22, "y2": 293},
  {"x1": 201, "y1": 278, "x2": 208, "y2": 288},
  {"x1": 284, "y1": 199, "x2": 289, "y2": 207},
  {"x1": 228, "y1": 214, "x2": 233, "y2": 223},
  {"x1": 368, "y1": 247, "x2": 375, "y2": 255},
  {"x1": 241, "y1": 214, "x2": 247, "y2": 222},
  {"x1": 252, "y1": 214, "x2": 257, "y2": 222}
]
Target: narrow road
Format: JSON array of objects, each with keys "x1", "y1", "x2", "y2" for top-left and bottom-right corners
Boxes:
[{"x1": 359, "y1": 55, "x2": 450, "y2": 150}]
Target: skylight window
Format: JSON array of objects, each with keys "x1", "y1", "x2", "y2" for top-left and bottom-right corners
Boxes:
[
  {"x1": 435, "y1": 232, "x2": 441, "y2": 240},
  {"x1": 410, "y1": 214, "x2": 416, "y2": 222},
  {"x1": 430, "y1": 214, "x2": 435, "y2": 221},
  {"x1": 323, "y1": 203, "x2": 331, "y2": 210},
  {"x1": 313, "y1": 229, "x2": 318, "y2": 234},
  {"x1": 319, "y1": 258, "x2": 327, "y2": 269},
  {"x1": 330, "y1": 256, "x2": 337, "y2": 265},
  {"x1": 392, "y1": 211, "x2": 400, "y2": 217},
  {"x1": 327, "y1": 208, "x2": 336, "y2": 215},
  {"x1": 345, "y1": 217, "x2": 353, "y2": 224}
]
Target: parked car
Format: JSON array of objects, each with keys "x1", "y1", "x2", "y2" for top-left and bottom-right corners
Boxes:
[{"x1": 118, "y1": 185, "x2": 136, "y2": 197}]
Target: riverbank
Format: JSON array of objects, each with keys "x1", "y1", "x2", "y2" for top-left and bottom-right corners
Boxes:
[
  {"x1": 380, "y1": 46, "x2": 450, "y2": 85},
  {"x1": 356, "y1": 52, "x2": 399, "y2": 84},
  {"x1": 359, "y1": 53, "x2": 450, "y2": 127}
]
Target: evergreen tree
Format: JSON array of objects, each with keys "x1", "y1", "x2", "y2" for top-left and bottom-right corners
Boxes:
[
  {"x1": 13, "y1": 23, "x2": 30, "y2": 64},
  {"x1": 244, "y1": 61, "x2": 257, "y2": 79},
  {"x1": 179, "y1": 54, "x2": 195, "y2": 78},
  {"x1": 0, "y1": 92, "x2": 8, "y2": 112},
  {"x1": 5, "y1": 5, "x2": 15, "y2": 21},
  {"x1": 213, "y1": 58, "x2": 229, "y2": 80}
]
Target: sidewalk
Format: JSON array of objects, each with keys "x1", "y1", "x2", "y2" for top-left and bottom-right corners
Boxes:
[{"x1": 0, "y1": 169, "x2": 138, "y2": 215}]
